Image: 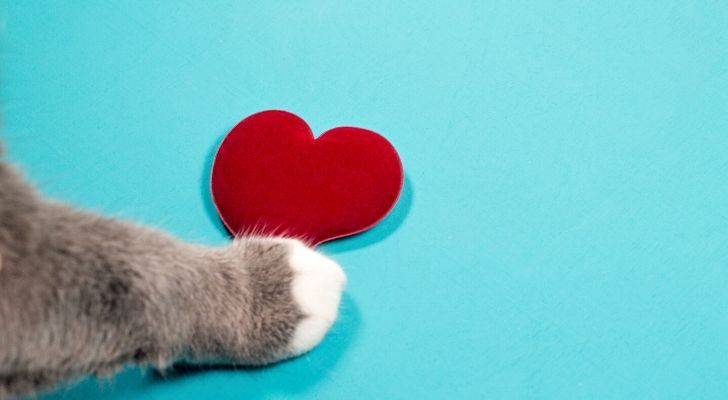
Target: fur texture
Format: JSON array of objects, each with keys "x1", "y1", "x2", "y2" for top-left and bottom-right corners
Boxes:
[{"x1": 0, "y1": 142, "x2": 346, "y2": 398}]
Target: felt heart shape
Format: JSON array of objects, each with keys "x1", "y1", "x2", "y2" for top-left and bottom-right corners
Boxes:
[{"x1": 211, "y1": 110, "x2": 404, "y2": 246}]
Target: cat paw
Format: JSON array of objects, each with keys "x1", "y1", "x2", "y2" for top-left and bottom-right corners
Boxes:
[
  {"x1": 285, "y1": 239, "x2": 347, "y2": 356},
  {"x1": 222, "y1": 237, "x2": 346, "y2": 364},
  {"x1": 197, "y1": 237, "x2": 346, "y2": 366}
]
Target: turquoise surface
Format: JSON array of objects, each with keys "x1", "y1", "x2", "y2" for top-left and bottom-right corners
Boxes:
[{"x1": 2, "y1": 1, "x2": 728, "y2": 398}]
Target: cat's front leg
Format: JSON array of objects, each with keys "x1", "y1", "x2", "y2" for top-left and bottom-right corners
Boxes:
[{"x1": 0, "y1": 223, "x2": 345, "y2": 398}]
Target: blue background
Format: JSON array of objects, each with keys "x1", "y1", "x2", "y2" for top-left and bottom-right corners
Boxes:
[{"x1": 2, "y1": 1, "x2": 728, "y2": 398}]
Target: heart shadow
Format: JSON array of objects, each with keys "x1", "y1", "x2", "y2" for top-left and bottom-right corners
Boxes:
[
  {"x1": 200, "y1": 133, "x2": 232, "y2": 239},
  {"x1": 322, "y1": 174, "x2": 413, "y2": 254}
]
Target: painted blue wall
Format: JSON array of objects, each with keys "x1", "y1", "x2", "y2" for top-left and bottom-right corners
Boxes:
[{"x1": 2, "y1": 1, "x2": 728, "y2": 398}]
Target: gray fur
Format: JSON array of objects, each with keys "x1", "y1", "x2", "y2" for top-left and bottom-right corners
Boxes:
[{"x1": 0, "y1": 143, "x2": 312, "y2": 398}]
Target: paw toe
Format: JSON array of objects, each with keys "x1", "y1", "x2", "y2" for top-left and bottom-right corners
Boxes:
[{"x1": 285, "y1": 240, "x2": 346, "y2": 356}]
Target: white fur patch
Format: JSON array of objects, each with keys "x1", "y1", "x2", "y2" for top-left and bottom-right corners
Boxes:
[{"x1": 285, "y1": 239, "x2": 346, "y2": 356}]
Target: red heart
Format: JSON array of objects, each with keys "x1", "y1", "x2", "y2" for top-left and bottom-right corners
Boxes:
[{"x1": 211, "y1": 110, "x2": 404, "y2": 245}]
